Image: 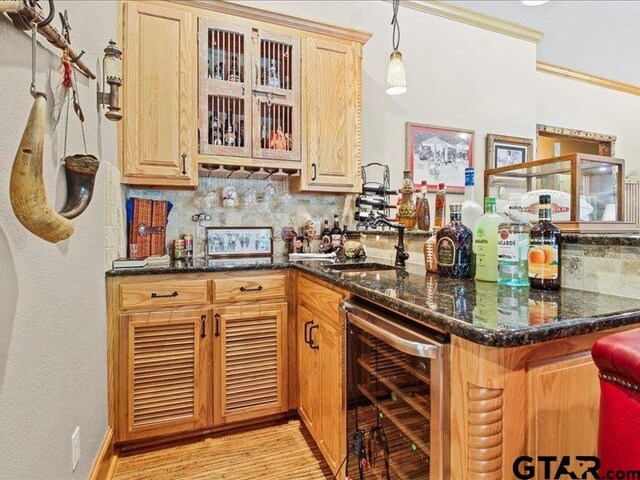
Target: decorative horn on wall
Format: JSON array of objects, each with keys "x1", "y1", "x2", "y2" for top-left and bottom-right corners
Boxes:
[
  {"x1": 10, "y1": 92, "x2": 75, "y2": 243},
  {"x1": 9, "y1": 10, "x2": 100, "y2": 244}
]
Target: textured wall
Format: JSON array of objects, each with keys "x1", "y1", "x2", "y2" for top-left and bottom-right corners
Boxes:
[{"x1": 0, "y1": 1, "x2": 117, "y2": 479}]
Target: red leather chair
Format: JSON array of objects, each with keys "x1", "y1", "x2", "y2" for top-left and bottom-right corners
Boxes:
[{"x1": 592, "y1": 329, "x2": 640, "y2": 474}]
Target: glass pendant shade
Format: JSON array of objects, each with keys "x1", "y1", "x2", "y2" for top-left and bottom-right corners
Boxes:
[{"x1": 386, "y1": 50, "x2": 406, "y2": 95}]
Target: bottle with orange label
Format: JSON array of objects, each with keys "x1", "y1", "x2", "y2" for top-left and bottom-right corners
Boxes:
[{"x1": 528, "y1": 194, "x2": 561, "y2": 290}]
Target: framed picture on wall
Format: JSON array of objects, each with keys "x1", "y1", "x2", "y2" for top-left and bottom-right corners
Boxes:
[
  {"x1": 205, "y1": 226, "x2": 273, "y2": 258},
  {"x1": 406, "y1": 122, "x2": 474, "y2": 193},
  {"x1": 486, "y1": 134, "x2": 533, "y2": 169}
]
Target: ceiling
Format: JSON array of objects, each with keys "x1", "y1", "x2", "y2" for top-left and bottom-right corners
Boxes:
[{"x1": 448, "y1": 1, "x2": 640, "y2": 86}]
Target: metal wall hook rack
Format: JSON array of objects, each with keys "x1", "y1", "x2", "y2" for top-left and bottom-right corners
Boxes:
[{"x1": 2, "y1": 1, "x2": 96, "y2": 79}]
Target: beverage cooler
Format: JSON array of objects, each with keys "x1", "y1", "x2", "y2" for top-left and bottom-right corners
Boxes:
[{"x1": 339, "y1": 300, "x2": 449, "y2": 479}]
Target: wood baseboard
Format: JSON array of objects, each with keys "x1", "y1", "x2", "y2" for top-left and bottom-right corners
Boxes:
[{"x1": 88, "y1": 427, "x2": 118, "y2": 480}]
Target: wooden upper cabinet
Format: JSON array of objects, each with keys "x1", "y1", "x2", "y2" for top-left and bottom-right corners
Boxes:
[
  {"x1": 117, "y1": 308, "x2": 211, "y2": 442},
  {"x1": 295, "y1": 37, "x2": 362, "y2": 192},
  {"x1": 214, "y1": 303, "x2": 288, "y2": 425},
  {"x1": 121, "y1": 1, "x2": 197, "y2": 187},
  {"x1": 198, "y1": 20, "x2": 301, "y2": 163}
]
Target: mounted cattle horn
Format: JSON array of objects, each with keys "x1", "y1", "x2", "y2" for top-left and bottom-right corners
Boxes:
[
  {"x1": 59, "y1": 154, "x2": 100, "y2": 219},
  {"x1": 9, "y1": 93, "x2": 74, "y2": 243}
]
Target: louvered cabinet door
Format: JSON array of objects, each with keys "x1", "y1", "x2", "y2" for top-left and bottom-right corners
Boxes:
[
  {"x1": 118, "y1": 309, "x2": 211, "y2": 442},
  {"x1": 214, "y1": 303, "x2": 288, "y2": 425}
]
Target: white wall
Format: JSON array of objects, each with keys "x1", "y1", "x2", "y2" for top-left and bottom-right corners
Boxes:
[
  {"x1": 454, "y1": 1, "x2": 640, "y2": 86},
  {"x1": 241, "y1": 0, "x2": 538, "y2": 202},
  {"x1": 537, "y1": 72, "x2": 640, "y2": 175},
  {"x1": 0, "y1": 1, "x2": 117, "y2": 479}
]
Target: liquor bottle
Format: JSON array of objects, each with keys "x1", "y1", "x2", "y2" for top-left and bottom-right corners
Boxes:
[
  {"x1": 228, "y1": 56, "x2": 240, "y2": 82},
  {"x1": 416, "y1": 180, "x2": 431, "y2": 231},
  {"x1": 436, "y1": 203, "x2": 473, "y2": 278},
  {"x1": 461, "y1": 168, "x2": 483, "y2": 231},
  {"x1": 434, "y1": 183, "x2": 446, "y2": 229},
  {"x1": 331, "y1": 215, "x2": 342, "y2": 249},
  {"x1": 267, "y1": 59, "x2": 280, "y2": 88},
  {"x1": 224, "y1": 113, "x2": 236, "y2": 146},
  {"x1": 397, "y1": 171, "x2": 416, "y2": 229},
  {"x1": 529, "y1": 194, "x2": 561, "y2": 290},
  {"x1": 236, "y1": 119, "x2": 244, "y2": 147},
  {"x1": 473, "y1": 197, "x2": 503, "y2": 282},
  {"x1": 498, "y1": 202, "x2": 530, "y2": 287},
  {"x1": 355, "y1": 197, "x2": 389, "y2": 210},
  {"x1": 213, "y1": 62, "x2": 224, "y2": 80},
  {"x1": 320, "y1": 220, "x2": 332, "y2": 253},
  {"x1": 424, "y1": 228, "x2": 440, "y2": 274}
]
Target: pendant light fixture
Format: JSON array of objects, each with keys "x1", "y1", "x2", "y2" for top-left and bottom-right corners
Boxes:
[{"x1": 386, "y1": 0, "x2": 406, "y2": 95}]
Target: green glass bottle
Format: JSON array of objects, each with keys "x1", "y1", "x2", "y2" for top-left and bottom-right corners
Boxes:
[{"x1": 473, "y1": 197, "x2": 503, "y2": 282}]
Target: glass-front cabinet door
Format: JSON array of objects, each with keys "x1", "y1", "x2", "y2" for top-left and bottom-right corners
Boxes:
[
  {"x1": 198, "y1": 19, "x2": 300, "y2": 163},
  {"x1": 251, "y1": 30, "x2": 301, "y2": 162},
  {"x1": 198, "y1": 19, "x2": 252, "y2": 157}
]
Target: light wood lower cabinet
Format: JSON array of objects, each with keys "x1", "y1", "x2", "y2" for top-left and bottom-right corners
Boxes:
[
  {"x1": 117, "y1": 309, "x2": 212, "y2": 442},
  {"x1": 214, "y1": 303, "x2": 289, "y2": 425},
  {"x1": 297, "y1": 276, "x2": 346, "y2": 477}
]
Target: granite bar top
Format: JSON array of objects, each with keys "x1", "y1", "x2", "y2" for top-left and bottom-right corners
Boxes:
[
  {"x1": 348, "y1": 229, "x2": 640, "y2": 246},
  {"x1": 106, "y1": 257, "x2": 640, "y2": 348}
]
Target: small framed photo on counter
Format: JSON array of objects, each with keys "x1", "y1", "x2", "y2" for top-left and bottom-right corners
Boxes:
[
  {"x1": 406, "y1": 122, "x2": 474, "y2": 193},
  {"x1": 486, "y1": 133, "x2": 533, "y2": 169},
  {"x1": 205, "y1": 226, "x2": 273, "y2": 259}
]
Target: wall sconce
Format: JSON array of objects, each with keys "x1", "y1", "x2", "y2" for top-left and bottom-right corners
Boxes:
[{"x1": 97, "y1": 40, "x2": 122, "y2": 121}]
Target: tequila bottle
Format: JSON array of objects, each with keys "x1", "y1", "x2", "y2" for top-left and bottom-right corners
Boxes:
[{"x1": 437, "y1": 203, "x2": 473, "y2": 278}]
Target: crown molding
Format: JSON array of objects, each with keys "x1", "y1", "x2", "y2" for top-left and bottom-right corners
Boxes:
[
  {"x1": 396, "y1": 0, "x2": 544, "y2": 44},
  {"x1": 171, "y1": 0, "x2": 372, "y2": 44},
  {"x1": 537, "y1": 62, "x2": 640, "y2": 97}
]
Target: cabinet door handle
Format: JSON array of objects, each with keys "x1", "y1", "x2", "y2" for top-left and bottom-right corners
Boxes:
[
  {"x1": 214, "y1": 313, "x2": 221, "y2": 337},
  {"x1": 311, "y1": 162, "x2": 317, "y2": 181},
  {"x1": 181, "y1": 153, "x2": 187, "y2": 175},
  {"x1": 151, "y1": 291, "x2": 178, "y2": 299},
  {"x1": 309, "y1": 324, "x2": 319, "y2": 350},
  {"x1": 303, "y1": 320, "x2": 313, "y2": 345},
  {"x1": 239, "y1": 285, "x2": 263, "y2": 292},
  {"x1": 200, "y1": 315, "x2": 207, "y2": 339}
]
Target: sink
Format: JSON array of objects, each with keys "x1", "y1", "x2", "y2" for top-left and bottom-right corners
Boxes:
[{"x1": 329, "y1": 262, "x2": 398, "y2": 272}]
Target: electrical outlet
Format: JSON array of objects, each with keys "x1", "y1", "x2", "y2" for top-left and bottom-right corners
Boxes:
[{"x1": 71, "y1": 427, "x2": 81, "y2": 471}]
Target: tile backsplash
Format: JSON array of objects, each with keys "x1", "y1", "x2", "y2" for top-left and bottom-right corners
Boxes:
[
  {"x1": 126, "y1": 176, "x2": 356, "y2": 259},
  {"x1": 104, "y1": 162, "x2": 127, "y2": 269}
]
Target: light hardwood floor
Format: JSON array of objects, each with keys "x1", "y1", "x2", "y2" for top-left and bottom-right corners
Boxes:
[{"x1": 112, "y1": 420, "x2": 334, "y2": 479}]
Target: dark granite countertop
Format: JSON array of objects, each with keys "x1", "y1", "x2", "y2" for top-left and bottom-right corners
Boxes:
[
  {"x1": 348, "y1": 229, "x2": 640, "y2": 247},
  {"x1": 106, "y1": 257, "x2": 640, "y2": 348}
]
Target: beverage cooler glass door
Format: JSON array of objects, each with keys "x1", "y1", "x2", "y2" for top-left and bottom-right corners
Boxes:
[{"x1": 340, "y1": 300, "x2": 449, "y2": 480}]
